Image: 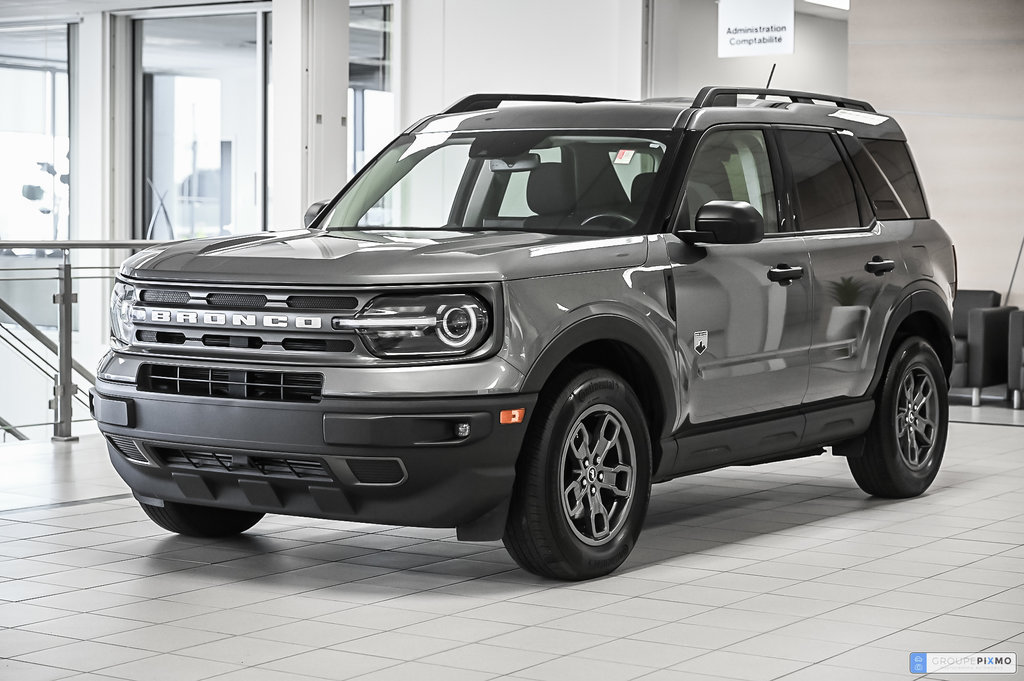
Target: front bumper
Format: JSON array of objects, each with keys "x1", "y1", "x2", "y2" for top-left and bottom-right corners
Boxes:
[{"x1": 91, "y1": 379, "x2": 537, "y2": 540}]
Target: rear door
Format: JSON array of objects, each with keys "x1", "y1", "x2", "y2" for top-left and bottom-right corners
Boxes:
[{"x1": 776, "y1": 128, "x2": 909, "y2": 403}]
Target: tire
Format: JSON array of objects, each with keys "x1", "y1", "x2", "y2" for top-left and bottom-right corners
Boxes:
[
  {"x1": 140, "y1": 500, "x2": 264, "y2": 538},
  {"x1": 503, "y1": 366, "x2": 652, "y2": 580},
  {"x1": 848, "y1": 336, "x2": 948, "y2": 498}
]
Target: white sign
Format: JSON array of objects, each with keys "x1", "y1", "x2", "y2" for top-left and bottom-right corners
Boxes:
[{"x1": 718, "y1": 0, "x2": 794, "y2": 58}]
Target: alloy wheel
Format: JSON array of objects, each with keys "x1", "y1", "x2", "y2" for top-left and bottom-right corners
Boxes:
[{"x1": 558, "y1": 404, "x2": 637, "y2": 546}]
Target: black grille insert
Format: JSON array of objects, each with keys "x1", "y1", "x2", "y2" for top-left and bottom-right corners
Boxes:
[
  {"x1": 250, "y1": 456, "x2": 331, "y2": 480},
  {"x1": 160, "y1": 449, "x2": 233, "y2": 471},
  {"x1": 137, "y1": 330, "x2": 187, "y2": 344},
  {"x1": 140, "y1": 289, "x2": 190, "y2": 305},
  {"x1": 202, "y1": 335, "x2": 265, "y2": 349},
  {"x1": 346, "y1": 458, "x2": 406, "y2": 485},
  {"x1": 287, "y1": 295, "x2": 358, "y2": 310},
  {"x1": 206, "y1": 293, "x2": 268, "y2": 309},
  {"x1": 107, "y1": 435, "x2": 147, "y2": 463},
  {"x1": 281, "y1": 338, "x2": 355, "y2": 352},
  {"x1": 138, "y1": 364, "x2": 323, "y2": 402},
  {"x1": 154, "y1": 447, "x2": 332, "y2": 481}
]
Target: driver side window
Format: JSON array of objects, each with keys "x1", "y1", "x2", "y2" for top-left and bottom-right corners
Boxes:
[{"x1": 680, "y1": 129, "x2": 778, "y2": 233}]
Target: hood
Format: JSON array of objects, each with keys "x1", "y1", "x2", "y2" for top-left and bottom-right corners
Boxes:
[{"x1": 120, "y1": 229, "x2": 650, "y2": 285}]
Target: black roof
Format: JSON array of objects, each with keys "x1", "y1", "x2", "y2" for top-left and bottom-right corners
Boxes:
[{"x1": 410, "y1": 88, "x2": 906, "y2": 141}]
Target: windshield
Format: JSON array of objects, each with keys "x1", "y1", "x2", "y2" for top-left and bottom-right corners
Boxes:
[{"x1": 322, "y1": 129, "x2": 671, "y2": 235}]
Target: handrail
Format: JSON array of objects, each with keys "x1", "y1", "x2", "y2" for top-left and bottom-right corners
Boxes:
[
  {"x1": 0, "y1": 415, "x2": 28, "y2": 441},
  {"x1": 0, "y1": 296, "x2": 97, "y2": 384},
  {"x1": 0, "y1": 239, "x2": 169, "y2": 441}
]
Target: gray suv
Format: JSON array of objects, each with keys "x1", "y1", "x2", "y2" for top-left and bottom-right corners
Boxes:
[{"x1": 92, "y1": 87, "x2": 956, "y2": 580}]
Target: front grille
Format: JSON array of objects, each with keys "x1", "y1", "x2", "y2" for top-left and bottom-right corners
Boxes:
[
  {"x1": 140, "y1": 289, "x2": 190, "y2": 305},
  {"x1": 138, "y1": 364, "x2": 323, "y2": 402},
  {"x1": 154, "y1": 446, "x2": 332, "y2": 481},
  {"x1": 207, "y1": 293, "x2": 268, "y2": 309},
  {"x1": 129, "y1": 284, "x2": 377, "y2": 359},
  {"x1": 346, "y1": 458, "x2": 406, "y2": 485},
  {"x1": 107, "y1": 435, "x2": 147, "y2": 463}
]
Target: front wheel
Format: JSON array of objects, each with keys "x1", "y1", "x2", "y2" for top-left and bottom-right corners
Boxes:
[
  {"x1": 848, "y1": 336, "x2": 948, "y2": 498},
  {"x1": 140, "y1": 500, "x2": 265, "y2": 538},
  {"x1": 503, "y1": 366, "x2": 652, "y2": 580}
]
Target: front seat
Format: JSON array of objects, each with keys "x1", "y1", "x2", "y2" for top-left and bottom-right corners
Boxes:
[{"x1": 523, "y1": 163, "x2": 577, "y2": 231}]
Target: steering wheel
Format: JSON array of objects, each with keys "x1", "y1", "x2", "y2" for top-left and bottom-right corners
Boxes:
[{"x1": 579, "y1": 211, "x2": 635, "y2": 232}]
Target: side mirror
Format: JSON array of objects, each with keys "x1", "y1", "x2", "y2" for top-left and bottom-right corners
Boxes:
[
  {"x1": 303, "y1": 199, "x2": 330, "y2": 228},
  {"x1": 681, "y1": 200, "x2": 764, "y2": 245}
]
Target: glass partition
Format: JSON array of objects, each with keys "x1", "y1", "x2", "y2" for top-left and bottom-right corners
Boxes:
[
  {"x1": 349, "y1": 4, "x2": 394, "y2": 176},
  {"x1": 0, "y1": 23, "x2": 70, "y2": 246},
  {"x1": 137, "y1": 13, "x2": 268, "y2": 240}
]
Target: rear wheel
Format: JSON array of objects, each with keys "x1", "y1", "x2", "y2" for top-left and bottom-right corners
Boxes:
[
  {"x1": 849, "y1": 336, "x2": 948, "y2": 498},
  {"x1": 140, "y1": 500, "x2": 264, "y2": 537},
  {"x1": 503, "y1": 366, "x2": 652, "y2": 580}
]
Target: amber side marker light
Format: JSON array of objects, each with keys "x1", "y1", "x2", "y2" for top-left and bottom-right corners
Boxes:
[{"x1": 500, "y1": 408, "x2": 526, "y2": 424}]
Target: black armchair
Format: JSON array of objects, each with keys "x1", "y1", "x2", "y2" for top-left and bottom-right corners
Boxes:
[
  {"x1": 949, "y1": 289, "x2": 1017, "y2": 406},
  {"x1": 1010, "y1": 309, "x2": 1024, "y2": 409}
]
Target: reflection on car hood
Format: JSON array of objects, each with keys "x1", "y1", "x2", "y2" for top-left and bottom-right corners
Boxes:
[{"x1": 120, "y1": 229, "x2": 650, "y2": 285}]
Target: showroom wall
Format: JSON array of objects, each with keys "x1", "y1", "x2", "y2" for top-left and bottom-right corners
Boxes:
[
  {"x1": 648, "y1": 0, "x2": 848, "y2": 98},
  {"x1": 849, "y1": 0, "x2": 1024, "y2": 307},
  {"x1": 398, "y1": 0, "x2": 645, "y2": 129}
]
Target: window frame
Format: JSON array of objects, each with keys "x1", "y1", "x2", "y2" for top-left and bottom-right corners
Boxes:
[
  {"x1": 670, "y1": 124, "x2": 790, "y2": 239},
  {"x1": 772, "y1": 124, "x2": 876, "y2": 236}
]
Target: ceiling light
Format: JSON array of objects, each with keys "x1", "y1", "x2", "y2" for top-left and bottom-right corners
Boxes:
[{"x1": 805, "y1": 0, "x2": 850, "y2": 9}]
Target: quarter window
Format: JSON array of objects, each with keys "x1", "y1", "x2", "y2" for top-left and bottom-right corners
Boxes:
[
  {"x1": 680, "y1": 129, "x2": 777, "y2": 233},
  {"x1": 779, "y1": 130, "x2": 861, "y2": 231}
]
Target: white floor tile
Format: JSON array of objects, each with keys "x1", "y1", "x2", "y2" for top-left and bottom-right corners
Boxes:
[{"x1": 2, "y1": 420, "x2": 1023, "y2": 681}]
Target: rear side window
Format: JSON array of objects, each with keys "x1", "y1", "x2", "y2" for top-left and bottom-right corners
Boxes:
[
  {"x1": 840, "y1": 136, "x2": 905, "y2": 220},
  {"x1": 861, "y1": 139, "x2": 929, "y2": 219},
  {"x1": 779, "y1": 129, "x2": 861, "y2": 231}
]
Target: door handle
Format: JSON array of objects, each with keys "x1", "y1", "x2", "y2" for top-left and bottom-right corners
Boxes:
[
  {"x1": 767, "y1": 264, "x2": 804, "y2": 286},
  {"x1": 864, "y1": 256, "x2": 896, "y2": 276}
]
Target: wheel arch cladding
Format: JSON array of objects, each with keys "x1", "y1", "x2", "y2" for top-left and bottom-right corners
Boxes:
[
  {"x1": 522, "y1": 316, "x2": 674, "y2": 474},
  {"x1": 872, "y1": 288, "x2": 954, "y2": 395}
]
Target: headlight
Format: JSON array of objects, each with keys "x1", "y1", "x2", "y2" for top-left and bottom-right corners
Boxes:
[
  {"x1": 109, "y1": 282, "x2": 136, "y2": 345},
  {"x1": 334, "y1": 293, "x2": 490, "y2": 358}
]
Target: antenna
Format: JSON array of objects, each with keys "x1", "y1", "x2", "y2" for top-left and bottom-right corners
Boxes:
[{"x1": 756, "y1": 64, "x2": 777, "y2": 100}]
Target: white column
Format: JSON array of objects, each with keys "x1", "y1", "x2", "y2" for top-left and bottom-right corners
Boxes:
[{"x1": 270, "y1": 0, "x2": 349, "y2": 231}]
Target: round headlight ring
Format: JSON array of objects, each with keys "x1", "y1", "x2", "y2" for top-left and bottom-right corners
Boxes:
[{"x1": 438, "y1": 305, "x2": 478, "y2": 348}]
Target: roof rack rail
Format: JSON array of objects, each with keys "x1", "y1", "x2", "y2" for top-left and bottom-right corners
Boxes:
[
  {"x1": 442, "y1": 93, "x2": 623, "y2": 115},
  {"x1": 692, "y1": 87, "x2": 876, "y2": 113}
]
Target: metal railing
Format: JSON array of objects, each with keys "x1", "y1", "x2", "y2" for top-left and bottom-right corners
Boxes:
[{"x1": 0, "y1": 240, "x2": 164, "y2": 441}]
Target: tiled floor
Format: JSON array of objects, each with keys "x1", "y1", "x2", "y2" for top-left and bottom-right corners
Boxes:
[{"x1": 1, "y1": 424, "x2": 1022, "y2": 681}]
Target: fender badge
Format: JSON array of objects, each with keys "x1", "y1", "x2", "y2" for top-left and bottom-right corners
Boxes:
[{"x1": 694, "y1": 330, "x2": 708, "y2": 355}]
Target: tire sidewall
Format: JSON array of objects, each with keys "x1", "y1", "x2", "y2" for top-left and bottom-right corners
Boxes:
[
  {"x1": 875, "y1": 337, "x2": 948, "y2": 495},
  {"x1": 538, "y1": 369, "x2": 652, "y2": 575}
]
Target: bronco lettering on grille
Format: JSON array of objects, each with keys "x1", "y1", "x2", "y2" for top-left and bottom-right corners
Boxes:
[{"x1": 134, "y1": 309, "x2": 324, "y2": 329}]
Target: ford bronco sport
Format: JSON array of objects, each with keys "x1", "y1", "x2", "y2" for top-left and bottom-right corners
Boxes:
[{"x1": 92, "y1": 87, "x2": 956, "y2": 580}]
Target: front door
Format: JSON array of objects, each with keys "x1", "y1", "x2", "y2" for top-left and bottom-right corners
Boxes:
[{"x1": 667, "y1": 127, "x2": 812, "y2": 425}]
